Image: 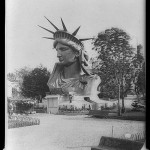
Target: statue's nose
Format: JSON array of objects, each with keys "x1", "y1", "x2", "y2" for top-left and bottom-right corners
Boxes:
[{"x1": 57, "y1": 50, "x2": 62, "y2": 57}]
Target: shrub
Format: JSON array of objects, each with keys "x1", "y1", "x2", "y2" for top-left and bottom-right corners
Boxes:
[{"x1": 15, "y1": 101, "x2": 34, "y2": 113}]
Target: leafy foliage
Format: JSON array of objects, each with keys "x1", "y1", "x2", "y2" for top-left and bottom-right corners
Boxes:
[
  {"x1": 7, "y1": 67, "x2": 31, "y2": 98},
  {"x1": 98, "y1": 79, "x2": 118, "y2": 99},
  {"x1": 131, "y1": 44, "x2": 145, "y2": 98},
  {"x1": 7, "y1": 73, "x2": 17, "y2": 82},
  {"x1": 21, "y1": 65, "x2": 50, "y2": 100},
  {"x1": 92, "y1": 28, "x2": 135, "y2": 100},
  {"x1": 15, "y1": 101, "x2": 34, "y2": 113},
  {"x1": 136, "y1": 62, "x2": 146, "y2": 98}
]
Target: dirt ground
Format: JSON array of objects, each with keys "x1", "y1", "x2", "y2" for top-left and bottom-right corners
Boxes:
[{"x1": 6, "y1": 114, "x2": 145, "y2": 150}]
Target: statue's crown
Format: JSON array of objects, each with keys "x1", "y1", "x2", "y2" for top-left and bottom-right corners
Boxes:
[{"x1": 38, "y1": 17, "x2": 93, "y2": 51}]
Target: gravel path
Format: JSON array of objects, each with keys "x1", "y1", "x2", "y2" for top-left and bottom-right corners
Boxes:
[{"x1": 6, "y1": 114, "x2": 145, "y2": 150}]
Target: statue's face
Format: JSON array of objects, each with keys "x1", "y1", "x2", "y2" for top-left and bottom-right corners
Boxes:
[{"x1": 56, "y1": 43, "x2": 79, "y2": 65}]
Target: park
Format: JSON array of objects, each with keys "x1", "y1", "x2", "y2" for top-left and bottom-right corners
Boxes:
[
  {"x1": 6, "y1": 1, "x2": 145, "y2": 149},
  {"x1": 6, "y1": 113, "x2": 145, "y2": 150}
]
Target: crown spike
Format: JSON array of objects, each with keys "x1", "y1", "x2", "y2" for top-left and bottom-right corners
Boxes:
[
  {"x1": 44, "y1": 16, "x2": 59, "y2": 31},
  {"x1": 42, "y1": 37, "x2": 54, "y2": 40},
  {"x1": 38, "y1": 25, "x2": 54, "y2": 34},
  {"x1": 72, "y1": 26, "x2": 81, "y2": 36},
  {"x1": 79, "y1": 38, "x2": 94, "y2": 41},
  {"x1": 61, "y1": 18, "x2": 67, "y2": 31}
]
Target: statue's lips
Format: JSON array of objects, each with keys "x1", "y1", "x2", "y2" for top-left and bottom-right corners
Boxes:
[{"x1": 58, "y1": 58, "x2": 64, "y2": 62}]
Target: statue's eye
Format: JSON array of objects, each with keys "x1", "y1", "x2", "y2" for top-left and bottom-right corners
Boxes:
[{"x1": 60, "y1": 47, "x2": 69, "y2": 51}]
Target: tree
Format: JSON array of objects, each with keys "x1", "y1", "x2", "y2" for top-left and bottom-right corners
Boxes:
[
  {"x1": 98, "y1": 78, "x2": 118, "y2": 99},
  {"x1": 15, "y1": 67, "x2": 31, "y2": 81},
  {"x1": 7, "y1": 67, "x2": 31, "y2": 98},
  {"x1": 21, "y1": 65, "x2": 50, "y2": 102},
  {"x1": 131, "y1": 44, "x2": 145, "y2": 100},
  {"x1": 7, "y1": 72, "x2": 17, "y2": 82},
  {"x1": 136, "y1": 62, "x2": 146, "y2": 99},
  {"x1": 92, "y1": 27, "x2": 135, "y2": 115}
]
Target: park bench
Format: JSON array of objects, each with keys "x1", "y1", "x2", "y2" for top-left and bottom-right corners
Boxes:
[{"x1": 91, "y1": 136, "x2": 144, "y2": 150}]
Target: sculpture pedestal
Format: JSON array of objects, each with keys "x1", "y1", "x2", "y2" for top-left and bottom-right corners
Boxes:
[{"x1": 45, "y1": 95, "x2": 60, "y2": 114}]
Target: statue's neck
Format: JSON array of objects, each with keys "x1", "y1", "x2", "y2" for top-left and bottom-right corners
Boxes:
[{"x1": 63, "y1": 61, "x2": 81, "y2": 79}]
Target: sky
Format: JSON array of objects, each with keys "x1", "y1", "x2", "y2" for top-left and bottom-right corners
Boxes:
[{"x1": 6, "y1": 0, "x2": 145, "y2": 73}]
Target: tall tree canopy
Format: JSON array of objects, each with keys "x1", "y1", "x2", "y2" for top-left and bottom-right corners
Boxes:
[
  {"x1": 92, "y1": 27, "x2": 136, "y2": 112},
  {"x1": 7, "y1": 67, "x2": 31, "y2": 98},
  {"x1": 21, "y1": 65, "x2": 50, "y2": 101},
  {"x1": 7, "y1": 72, "x2": 17, "y2": 82},
  {"x1": 130, "y1": 44, "x2": 145, "y2": 99},
  {"x1": 136, "y1": 62, "x2": 145, "y2": 98}
]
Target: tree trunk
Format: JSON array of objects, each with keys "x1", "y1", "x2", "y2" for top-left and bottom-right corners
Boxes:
[
  {"x1": 142, "y1": 91, "x2": 145, "y2": 99},
  {"x1": 121, "y1": 96, "x2": 125, "y2": 113},
  {"x1": 135, "y1": 86, "x2": 140, "y2": 102},
  {"x1": 136, "y1": 93, "x2": 140, "y2": 102},
  {"x1": 121, "y1": 87, "x2": 125, "y2": 113},
  {"x1": 39, "y1": 95, "x2": 42, "y2": 103},
  {"x1": 118, "y1": 84, "x2": 121, "y2": 116},
  {"x1": 121, "y1": 74, "x2": 125, "y2": 113}
]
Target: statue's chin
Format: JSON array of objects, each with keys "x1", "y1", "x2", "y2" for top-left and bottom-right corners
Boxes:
[
  {"x1": 57, "y1": 61, "x2": 65, "y2": 65},
  {"x1": 58, "y1": 61, "x2": 77, "y2": 67},
  {"x1": 58, "y1": 59, "x2": 64, "y2": 63}
]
